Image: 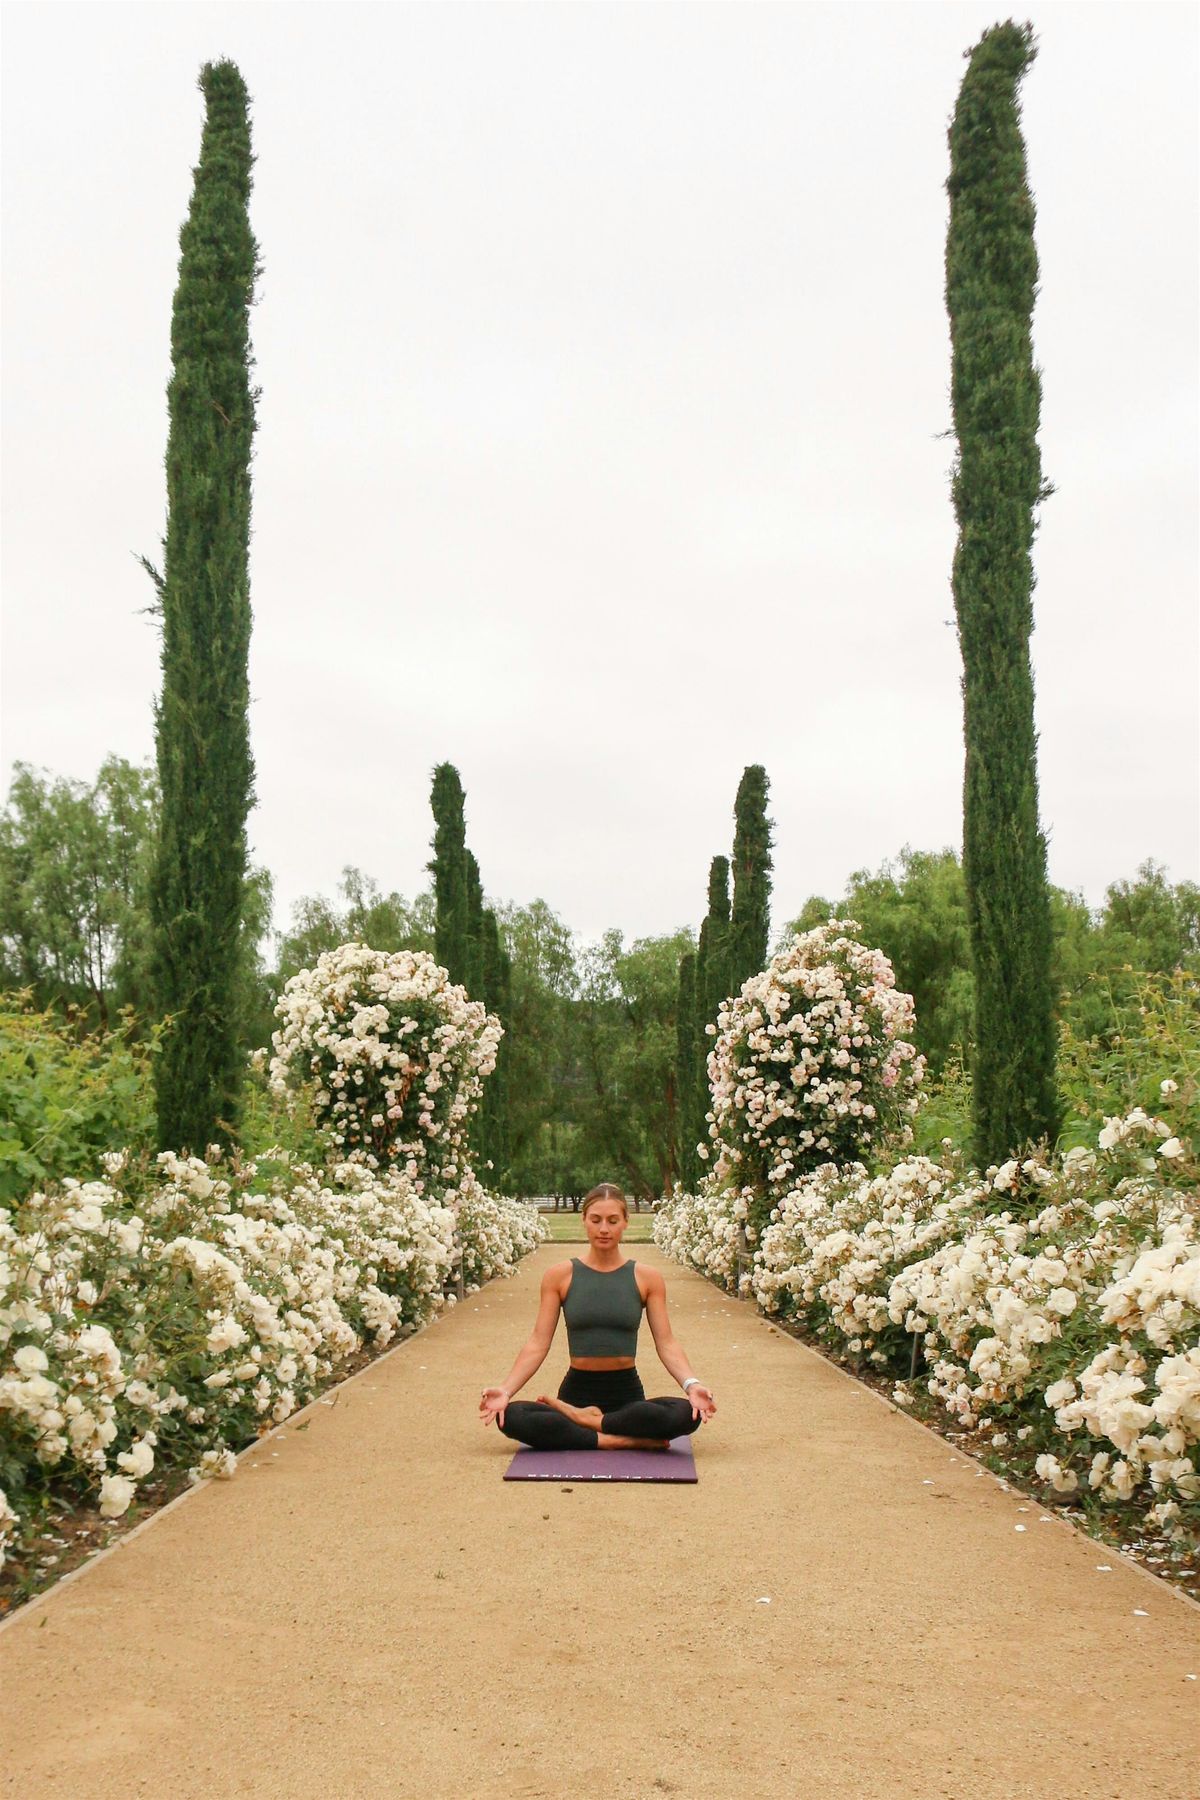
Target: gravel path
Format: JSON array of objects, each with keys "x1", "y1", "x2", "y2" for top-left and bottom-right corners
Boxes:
[{"x1": 2, "y1": 1242, "x2": 1197, "y2": 1799}]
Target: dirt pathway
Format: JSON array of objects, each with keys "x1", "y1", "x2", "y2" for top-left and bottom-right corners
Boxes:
[{"x1": 2, "y1": 1243, "x2": 1197, "y2": 1799}]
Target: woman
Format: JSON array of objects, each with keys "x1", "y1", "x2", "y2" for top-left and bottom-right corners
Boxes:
[{"x1": 478, "y1": 1182, "x2": 717, "y2": 1451}]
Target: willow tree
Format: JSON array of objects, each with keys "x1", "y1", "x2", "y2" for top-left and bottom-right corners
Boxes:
[
  {"x1": 946, "y1": 20, "x2": 1060, "y2": 1168},
  {"x1": 148, "y1": 61, "x2": 260, "y2": 1155},
  {"x1": 729, "y1": 764, "x2": 773, "y2": 992}
]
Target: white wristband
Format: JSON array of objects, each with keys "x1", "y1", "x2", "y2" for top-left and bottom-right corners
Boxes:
[{"x1": 682, "y1": 1377, "x2": 701, "y2": 1391}]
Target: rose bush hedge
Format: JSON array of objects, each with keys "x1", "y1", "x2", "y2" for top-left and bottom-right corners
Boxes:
[
  {"x1": 0, "y1": 1146, "x2": 546, "y2": 1572},
  {"x1": 656, "y1": 1093, "x2": 1198, "y2": 1540},
  {"x1": 701, "y1": 919, "x2": 925, "y2": 1238},
  {"x1": 1, "y1": 941, "x2": 545, "y2": 1579}
]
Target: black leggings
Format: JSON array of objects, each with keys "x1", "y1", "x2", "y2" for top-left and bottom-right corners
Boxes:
[{"x1": 498, "y1": 1366, "x2": 701, "y2": 1451}]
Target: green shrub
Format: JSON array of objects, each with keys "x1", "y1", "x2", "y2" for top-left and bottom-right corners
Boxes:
[
  {"x1": 1058, "y1": 968, "x2": 1200, "y2": 1150},
  {"x1": 0, "y1": 993, "x2": 160, "y2": 1202}
]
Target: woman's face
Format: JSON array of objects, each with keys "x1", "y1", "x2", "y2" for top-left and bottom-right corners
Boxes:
[{"x1": 584, "y1": 1202, "x2": 626, "y2": 1249}]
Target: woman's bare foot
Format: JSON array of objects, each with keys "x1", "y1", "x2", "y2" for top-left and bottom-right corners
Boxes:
[
  {"x1": 598, "y1": 1434, "x2": 671, "y2": 1451},
  {"x1": 534, "y1": 1394, "x2": 603, "y2": 1431}
]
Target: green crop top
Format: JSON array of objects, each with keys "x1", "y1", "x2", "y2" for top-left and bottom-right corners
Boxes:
[{"x1": 561, "y1": 1258, "x2": 644, "y2": 1358}]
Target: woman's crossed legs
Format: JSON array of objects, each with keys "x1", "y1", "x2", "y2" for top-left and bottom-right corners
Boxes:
[{"x1": 497, "y1": 1367, "x2": 701, "y2": 1452}]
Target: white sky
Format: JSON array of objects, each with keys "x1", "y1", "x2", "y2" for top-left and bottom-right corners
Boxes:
[{"x1": 2, "y1": 0, "x2": 1197, "y2": 949}]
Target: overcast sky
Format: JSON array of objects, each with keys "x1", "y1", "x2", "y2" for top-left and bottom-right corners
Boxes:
[{"x1": 2, "y1": 0, "x2": 1197, "y2": 952}]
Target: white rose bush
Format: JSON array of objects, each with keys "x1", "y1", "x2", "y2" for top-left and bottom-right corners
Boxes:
[
  {"x1": 1, "y1": 943, "x2": 546, "y2": 1580},
  {"x1": 660, "y1": 919, "x2": 927, "y2": 1291},
  {"x1": 700, "y1": 919, "x2": 926, "y2": 1242},
  {"x1": 654, "y1": 1179, "x2": 751, "y2": 1294},
  {"x1": 656, "y1": 920, "x2": 1198, "y2": 1545},
  {"x1": 268, "y1": 941, "x2": 502, "y2": 1181}
]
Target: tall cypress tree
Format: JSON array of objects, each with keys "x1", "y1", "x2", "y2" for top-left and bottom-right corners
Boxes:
[
  {"x1": 464, "y1": 848, "x2": 485, "y2": 997},
  {"x1": 428, "y1": 763, "x2": 470, "y2": 983},
  {"x1": 675, "y1": 950, "x2": 697, "y2": 1190},
  {"x1": 427, "y1": 767, "x2": 511, "y2": 1181},
  {"x1": 479, "y1": 906, "x2": 512, "y2": 1183},
  {"x1": 149, "y1": 61, "x2": 260, "y2": 1155},
  {"x1": 729, "y1": 765, "x2": 773, "y2": 992},
  {"x1": 694, "y1": 854, "x2": 731, "y2": 1171},
  {"x1": 700, "y1": 855, "x2": 732, "y2": 1026},
  {"x1": 946, "y1": 20, "x2": 1060, "y2": 1168}
]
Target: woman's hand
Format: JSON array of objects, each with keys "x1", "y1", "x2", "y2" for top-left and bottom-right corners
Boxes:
[
  {"x1": 479, "y1": 1386, "x2": 511, "y2": 1428},
  {"x1": 687, "y1": 1384, "x2": 717, "y2": 1423}
]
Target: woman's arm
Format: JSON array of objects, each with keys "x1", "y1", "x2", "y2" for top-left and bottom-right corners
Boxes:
[
  {"x1": 482, "y1": 1267, "x2": 564, "y2": 1418},
  {"x1": 643, "y1": 1266, "x2": 701, "y2": 1389}
]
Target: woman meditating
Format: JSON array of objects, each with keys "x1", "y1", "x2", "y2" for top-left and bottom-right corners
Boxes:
[{"x1": 478, "y1": 1182, "x2": 717, "y2": 1451}]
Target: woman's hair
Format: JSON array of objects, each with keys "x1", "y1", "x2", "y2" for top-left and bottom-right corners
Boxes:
[{"x1": 582, "y1": 1182, "x2": 628, "y2": 1220}]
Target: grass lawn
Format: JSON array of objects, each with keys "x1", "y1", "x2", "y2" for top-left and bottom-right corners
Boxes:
[{"x1": 536, "y1": 1210, "x2": 659, "y2": 1244}]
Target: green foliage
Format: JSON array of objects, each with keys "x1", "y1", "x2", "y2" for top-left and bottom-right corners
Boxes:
[
  {"x1": 0, "y1": 757, "x2": 158, "y2": 1027},
  {"x1": 697, "y1": 856, "x2": 732, "y2": 1026},
  {"x1": 1095, "y1": 860, "x2": 1199, "y2": 975},
  {"x1": 1, "y1": 755, "x2": 276, "y2": 1065},
  {"x1": 679, "y1": 768, "x2": 775, "y2": 1207},
  {"x1": 463, "y1": 849, "x2": 485, "y2": 997},
  {"x1": 239, "y1": 1049, "x2": 327, "y2": 1167},
  {"x1": 909, "y1": 1055, "x2": 974, "y2": 1161},
  {"x1": 476, "y1": 903, "x2": 513, "y2": 1181},
  {"x1": 274, "y1": 869, "x2": 436, "y2": 986},
  {"x1": 729, "y1": 764, "x2": 773, "y2": 992},
  {"x1": 1057, "y1": 968, "x2": 1200, "y2": 1151},
  {"x1": 788, "y1": 849, "x2": 1198, "y2": 1106},
  {"x1": 428, "y1": 764, "x2": 471, "y2": 983},
  {"x1": 575, "y1": 929, "x2": 694, "y2": 1200},
  {"x1": 425, "y1": 765, "x2": 512, "y2": 1179},
  {"x1": 946, "y1": 20, "x2": 1060, "y2": 1169},
  {"x1": 693, "y1": 855, "x2": 731, "y2": 1172},
  {"x1": 149, "y1": 60, "x2": 260, "y2": 1156},
  {"x1": 675, "y1": 951, "x2": 698, "y2": 1191},
  {"x1": 0, "y1": 994, "x2": 161, "y2": 1202},
  {"x1": 494, "y1": 899, "x2": 581, "y2": 1195},
  {"x1": 786, "y1": 847, "x2": 973, "y2": 1079}
]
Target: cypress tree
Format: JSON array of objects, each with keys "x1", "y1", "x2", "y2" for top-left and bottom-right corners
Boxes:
[
  {"x1": 946, "y1": 20, "x2": 1060, "y2": 1168},
  {"x1": 464, "y1": 848, "x2": 485, "y2": 997},
  {"x1": 694, "y1": 855, "x2": 731, "y2": 1172},
  {"x1": 700, "y1": 855, "x2": 732, "y2": 1026},
  {"x1": 675, "y1": 950, "x2": 697, "y2": 1190},
  {"x1": 428, "y1": 764, "x2": 470, "y2": 983},
  {"x1": 479, "y1": 906, "x2": 512, "y2": 1182},
  {"x1": 427, "y1": 767, "x2": 510, "y2": 1179},
  {"x1": 148, "y1": 61, "x2": 260, "y2": 1155},
  {"x1": 729, "y1": 765, "x2": 773, "y2": 992}
]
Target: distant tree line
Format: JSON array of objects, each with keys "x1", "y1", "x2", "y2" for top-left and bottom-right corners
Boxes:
[{"x1": 2, "y1": 751, "x2": 1196, "y2": 1195}]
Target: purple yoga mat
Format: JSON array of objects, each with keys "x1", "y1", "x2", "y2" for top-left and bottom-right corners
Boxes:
[{"x1": 504, "y1": 1435, "x2": 697, "y2": 1482}]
